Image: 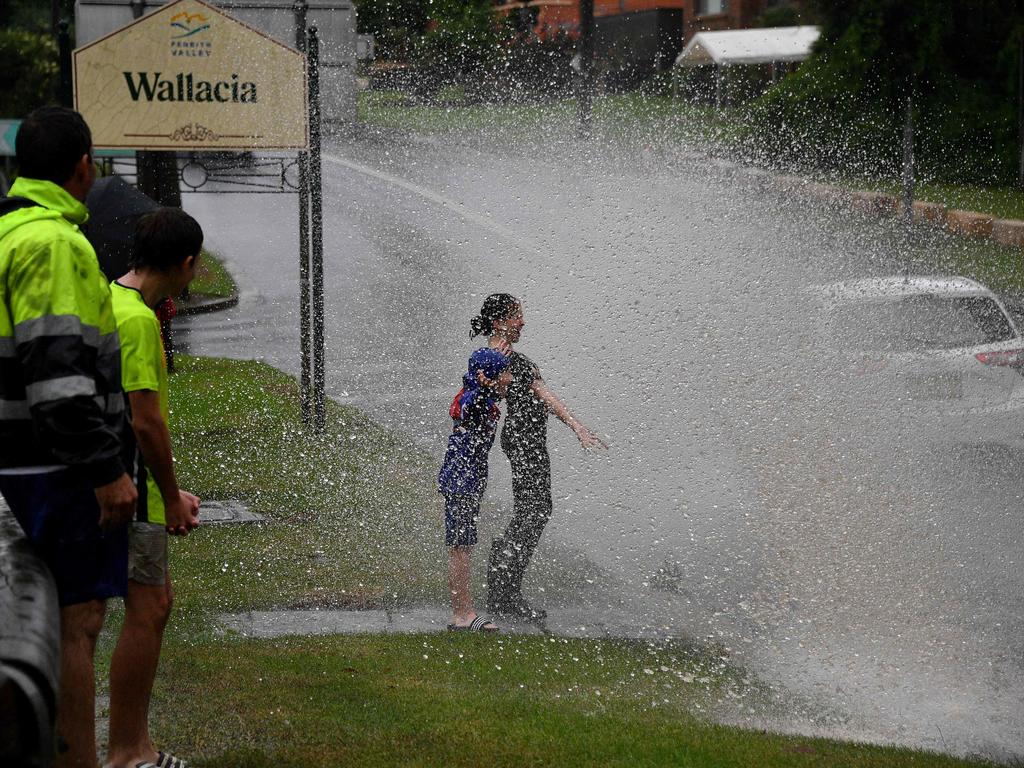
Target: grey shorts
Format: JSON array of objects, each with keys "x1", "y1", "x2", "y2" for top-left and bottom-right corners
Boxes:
[{"x1": 128, "y1": 522, "x2": 168, "y2": 586}]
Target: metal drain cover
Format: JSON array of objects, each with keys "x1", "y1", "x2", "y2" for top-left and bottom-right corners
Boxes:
[{"x1": 198, "y1": 499, "x2": 263, "y2": 525}]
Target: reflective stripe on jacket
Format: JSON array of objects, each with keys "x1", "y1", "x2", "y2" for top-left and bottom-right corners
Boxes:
[{"x1": 0, "y1": 176, "x2": 126, "y2": 485}]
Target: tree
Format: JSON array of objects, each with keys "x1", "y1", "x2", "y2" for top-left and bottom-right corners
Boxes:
[
  {"x1": 0, "y1": 0, "x2": 74, "y2": 33},
  {"x1": 749, "y1": 0, "x2": 1024, "y2": 185},
  {"x1": 353, "y1": 0, "x2": 429, "y2": 61},
  {"x1": 0, "y1": 29, "x2": 58, "y2": 118},
  {"x1": 756, "y1": 3, "x2": 818, "y2": 28},
  {"x1": 410, "y1": 0, "x2": 499, "y2": 98},
  {"x1": 0, "y1": 0, "x2": 75, "y2": 117}
]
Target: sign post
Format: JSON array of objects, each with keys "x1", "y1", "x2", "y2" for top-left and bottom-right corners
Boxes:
[
  {"x1": 294, "y1": 0, "x2": 312, "y2": 427},
  {"x1": 308, "y1": 26, "x2": 326, "y2": 432},
  {"x1": 74, "y1": 0, "x2": 328, "y2": 433}
]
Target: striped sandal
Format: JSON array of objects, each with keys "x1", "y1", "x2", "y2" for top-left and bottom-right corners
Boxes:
[
  {"x1": 447, "y1": 615, "x2": 499, "y2": 633},
  {"x1": 156, "y1": 751, "x2": 188, "y2": 768}
]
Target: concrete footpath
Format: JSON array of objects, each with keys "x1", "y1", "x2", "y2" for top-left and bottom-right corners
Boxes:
[{"x1": 219, "y1": 604, "x2": 686, "y2": 641}]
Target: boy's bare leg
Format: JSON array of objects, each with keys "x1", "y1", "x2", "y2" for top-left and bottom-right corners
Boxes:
[
  {"x1": 57, "y1": 600, "x2": 106, "y2": 768},
  {"x1": 105, "y1": 578, "x2": 173, "y2": 768},
  {"x1": 448, "y1": 545, "x2": 473, "y2": 623}
]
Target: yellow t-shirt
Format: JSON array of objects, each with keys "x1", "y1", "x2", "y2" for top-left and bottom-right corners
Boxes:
[{"x1": 110, "y1": 281, "x2": 169, "y2": 525}]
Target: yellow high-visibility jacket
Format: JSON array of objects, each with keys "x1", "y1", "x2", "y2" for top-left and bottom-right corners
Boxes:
[{"x1": 0, "y1": 176, "x2": 126, "y2": 486}]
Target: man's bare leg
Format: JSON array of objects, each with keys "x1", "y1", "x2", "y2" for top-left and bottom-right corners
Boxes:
[
  {"x1": 57, "y1": 599, "x2": 106, "y2": 768},
  {"x1": 448, "y1": 545, "x2": 473, "y2": 624},
  {"x1": 106, "y1": 578, "x2": 173, "y2": 768}
]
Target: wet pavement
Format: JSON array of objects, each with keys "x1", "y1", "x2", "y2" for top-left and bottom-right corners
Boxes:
[
  {"x1": 219, "y1": 605, "x2": 674, "y2": 640},
  {"x1": 175, "y1": 132, "x2": 1024, "y2": 760}
]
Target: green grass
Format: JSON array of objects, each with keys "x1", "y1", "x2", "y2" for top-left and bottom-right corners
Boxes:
[
  {"x1": 165, "y1": 355, "x2": 445, "y2": 617},
  {"x1": 145, "y1": 634, "x2": 989, "y2": 768},
  {"x1": 127, "y1": 354, "x2": 1002, "y2": 767},
  {"x1": 907, "y1": 181, "x2": 1024, "y2": 222},
  {"x1": 358, "y1": 90, "x2": 742, "y2": 147},
  {"x1": 359, "y1": 88, "x2": 577, "y2": 136},
  {"x1": 188, "y1": 248, "x2": 237, "y2": 300},
  {"x1": 926, "y1": 237, "x2": 1024, "y2": 297}
]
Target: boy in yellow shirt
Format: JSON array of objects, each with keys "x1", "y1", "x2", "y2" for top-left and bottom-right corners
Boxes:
[{"x1": 106, "y1": 207, "x2": 203, "y2": 768}]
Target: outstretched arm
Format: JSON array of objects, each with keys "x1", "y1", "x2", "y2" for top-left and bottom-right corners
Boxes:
[{"x1": 530, "y1": 379, "x2": 608, "y2": 450}]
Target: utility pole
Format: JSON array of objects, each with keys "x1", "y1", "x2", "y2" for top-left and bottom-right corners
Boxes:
[
  {"x1": 1018, "y1": 32, "x2": 1023, "y2": 187},
  {"x1": 295, "y1": 0, "x2": 312, "y2": 427},
  {"x1": 577, "y1": 0, "x2": 594, "y2": 138},
  {"x1": 901, "y1": 93, "x2": 914, "y2": 228},
  {"x1": 308, "y1": 26, "x2": 326, "y2": 433}
]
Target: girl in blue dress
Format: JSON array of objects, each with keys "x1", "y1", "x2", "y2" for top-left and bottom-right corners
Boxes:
[{"x1": 439, "y1": 347, "x2": 511, "y2": 632}]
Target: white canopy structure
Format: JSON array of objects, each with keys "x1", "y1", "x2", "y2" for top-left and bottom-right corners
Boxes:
[
  {"x1": 674, "y1": 26, "x2": 819, "y2": 68},
  {"x1": 673, "y1": 26, "x2": 820, "y2": 107}
]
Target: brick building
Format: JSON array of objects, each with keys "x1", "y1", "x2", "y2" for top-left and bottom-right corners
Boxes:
[
  {"x1": 495, "y1": 1, "x2": 803, "y2": 48},
  {"x1": 681, "y1": 1, "x2": 805, "y2": 42},
  {"x1": 492, "y1": 0, "x2": 804, "y2": 88}
]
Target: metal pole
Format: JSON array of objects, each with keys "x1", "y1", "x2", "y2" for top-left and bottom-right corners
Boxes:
[
  {"x1": 901, "y1": 93, "x2": 914, "y2": 228},
  {"x1": 298, "y1": 165, "x2": 312, "y2": 425},
  {"x1": 577, "y1": 0, "x2": 594, "y2": 138},
  {"x1": 295, "y1": 1, "x2": 312, "y2": 427},
  {"x1": 1018, "y1": 33, "x2": 1023, "y2": 187},
  {"x1": 308, "y1": 26, "x2": 326, "y2": 433}
]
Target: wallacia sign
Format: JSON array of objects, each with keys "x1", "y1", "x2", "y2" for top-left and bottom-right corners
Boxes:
[{"x1": 74, "y1": 0, "x2": 307, "y2": 150}]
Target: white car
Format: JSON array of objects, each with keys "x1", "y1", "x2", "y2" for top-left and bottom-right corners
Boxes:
[{"x1": 803, "y1": 275, "x2": 1024, "y2": 448}]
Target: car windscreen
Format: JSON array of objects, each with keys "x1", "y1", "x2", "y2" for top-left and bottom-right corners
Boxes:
[{"x1": 829, "y1": 295, "x2": 1017, "y2": 352}]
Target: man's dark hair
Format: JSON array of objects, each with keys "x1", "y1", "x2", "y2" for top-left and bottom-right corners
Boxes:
[
  {"x1": 15, "y1": 106, "x2": 92, "y2": 185},
  {"x1": 131, "y1": 207, "x2": 203, "y2": 272}
]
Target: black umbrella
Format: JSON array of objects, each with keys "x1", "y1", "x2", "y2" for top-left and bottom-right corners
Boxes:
[{"x1": 83, "y1": 175, "x2": 160, "y2": 281}]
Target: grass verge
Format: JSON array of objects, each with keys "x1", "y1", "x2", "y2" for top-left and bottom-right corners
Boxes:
[
  {"x1": 928, "y1": 236, "x2": 1024, "y2": 297},
  {"x1": 187, "y1": 248, "x2": 237, "y2": 301},
  {"x1": 146, "y1": 634, "x2": 990, "y2": 768},
  {"x1": 165, "y1": 354, "x2": 445, "y2": 617},
  {"x1": 116, "y1": 354, "x2": 1001, "y2": 767},
  {"x1": 358, "y1": 90, "x2": 742, "y2": 147}
]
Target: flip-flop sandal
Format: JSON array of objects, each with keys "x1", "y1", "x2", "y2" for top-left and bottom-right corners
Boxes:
[
  {"x1": 447, "y1": 615, "x2": 499, "y2": 633},
  {"x1": 157, "y1": 751, "x2": 189, "y2": 768}
]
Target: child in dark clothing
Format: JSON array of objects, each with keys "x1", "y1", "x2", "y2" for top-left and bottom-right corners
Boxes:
[{"x1": 439, "y1": 347, "x2": 511, "y2": 632}]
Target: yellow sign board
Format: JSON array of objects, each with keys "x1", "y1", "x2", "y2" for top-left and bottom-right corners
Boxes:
[{"x1": 74, "y1": 0, "x2": 308, "y2": 150}]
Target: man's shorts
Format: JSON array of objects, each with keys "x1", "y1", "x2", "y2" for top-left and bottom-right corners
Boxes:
[
  {"x1": 0, "y1": 470, "x2": 128, "y2": 606},
  {"x1": 444, "y1": 493, "x2": 481, "y2": 547},
  {"x1": 128, "y1": 522, "x2": 168, "y2": 586}
]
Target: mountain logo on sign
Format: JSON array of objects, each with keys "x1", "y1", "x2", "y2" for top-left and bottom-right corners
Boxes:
[{"x1": 170, "y1": 11, "x2": 210, "y2": 39}]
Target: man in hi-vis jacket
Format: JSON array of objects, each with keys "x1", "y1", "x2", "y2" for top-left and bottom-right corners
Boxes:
[{"x1": 0, "y1": 106, "x2": 137, "y2": 768}]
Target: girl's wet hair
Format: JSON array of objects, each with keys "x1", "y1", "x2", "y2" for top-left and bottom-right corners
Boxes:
[{"x1": 470, "y1": 293, "x2": 519, "y2": 338}]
